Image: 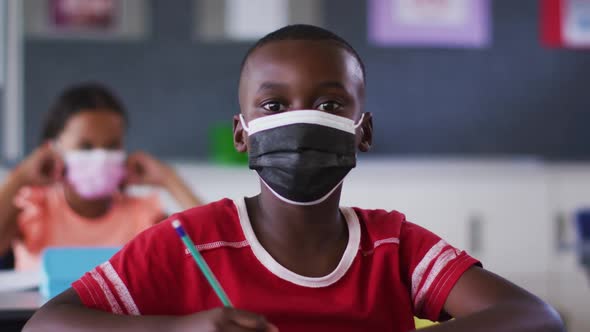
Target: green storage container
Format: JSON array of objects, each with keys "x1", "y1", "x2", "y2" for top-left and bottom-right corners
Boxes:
[{"x1": 208, "y1": 123, "x2": 248, "y2": 165}]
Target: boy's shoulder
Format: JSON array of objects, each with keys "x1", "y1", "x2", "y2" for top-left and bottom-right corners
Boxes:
[
  {"x1": 158, "y1": 198, "x2": 243, "y2": 244},
  {"x1": 351, "y1": 206, "x2": 407, "y2": 248},
  {"x1": 176, "y1": 197, "x2": 237, "y2": 222},
  {"x1": 351, "y1": 206, "x2": 436, "y2": 248},
  {"x1": 351, "y1": 206, "x2": 407, "y2": 229},
  {"x1": 352, "y1": 206, "x2": 406, "y2": 222},
  {"x1": 120, "y1": 198, "x2": 243, "y2": 258}
]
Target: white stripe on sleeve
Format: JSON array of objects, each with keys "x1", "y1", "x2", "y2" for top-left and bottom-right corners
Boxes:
[
  {"x1": 89, "y1": 268, "x2": 124, "y2": 314},
  {"x1": 100, "y1": 262, "x2": 141, "y2": 315},
  {"x1": 411, "y1": 239, "x2": 448, "y2": 300}
]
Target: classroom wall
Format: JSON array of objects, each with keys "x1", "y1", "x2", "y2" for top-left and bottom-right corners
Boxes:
[{"x1": 24, "y1": 0, "x2": 590, "y2": 160}]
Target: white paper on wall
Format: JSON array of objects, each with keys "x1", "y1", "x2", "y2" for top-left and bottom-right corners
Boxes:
[
  {"x1": 393, "y1": 0, "x2": 468, "y2": 27},
  {"x1": 225, "y1": 0, "x2": 288, "y2": 40},
  {"x1": 563, "y1": 0, "x2": 590, "y2": 46}
]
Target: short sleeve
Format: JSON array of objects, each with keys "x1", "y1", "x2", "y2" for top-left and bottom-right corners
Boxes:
[
  {"x1": 13, "y1": 186, "x2": 49, "y2": 251},
  {"x1": 399, "y1": 221, "x2": 481, "y2": 321},
  {"x1": 71, "y1": 217, "x2": 184, "y2": 315}
]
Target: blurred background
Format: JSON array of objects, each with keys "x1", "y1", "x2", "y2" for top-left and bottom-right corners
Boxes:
[{"x1": 0, "y1": 0, "x2": 589, "y2": 331}]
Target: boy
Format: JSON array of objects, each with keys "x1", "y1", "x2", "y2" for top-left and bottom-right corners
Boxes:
[{"x1": 25, "y1": 25, "x2": 564, "y2": 332}]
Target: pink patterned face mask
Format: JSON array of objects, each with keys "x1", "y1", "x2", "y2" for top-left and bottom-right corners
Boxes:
[{"x1": 63, "y1": 149, "x2": 127, "y2": 199}]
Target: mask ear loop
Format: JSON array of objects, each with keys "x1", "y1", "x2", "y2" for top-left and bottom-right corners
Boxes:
[
  {"x1": 354, "y1": 113, "x2": 365, "y2": 129},
  {"x1": 353, "y1": 113, "x2": 366, "y2": 158},
  {"x1": 239, "y1": 114, "x2": 251, "y2": 134}
]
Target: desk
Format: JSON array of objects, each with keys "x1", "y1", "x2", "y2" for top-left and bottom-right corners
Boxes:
[{"x1": 0, "y1": 291, "x2": 44, "y2": 332}]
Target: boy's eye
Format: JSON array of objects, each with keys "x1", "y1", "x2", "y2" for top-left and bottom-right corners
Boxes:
[
  {"x1": 317, "y1": 101, "x2": 342, "y2": 112},
  {"x1": 262, "y1": 102, "x2": 286, "y2": 113}
]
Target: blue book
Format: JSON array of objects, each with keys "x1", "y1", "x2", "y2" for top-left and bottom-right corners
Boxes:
[{"x1": 41, "y1": 247, "x2": 120, "y2": 299}]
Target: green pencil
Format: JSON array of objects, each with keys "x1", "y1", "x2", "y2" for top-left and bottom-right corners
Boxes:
[{"x1": 171, "y1": 219, "x2": 233, "y2": 307}]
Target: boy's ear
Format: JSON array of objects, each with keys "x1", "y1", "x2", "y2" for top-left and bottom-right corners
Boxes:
[
  {"x1": 357, "y1": 112, "x2": 373, "y2": 152},
  {"x1": 233, "y1": 114, "x2": 248, "y2": 153}
]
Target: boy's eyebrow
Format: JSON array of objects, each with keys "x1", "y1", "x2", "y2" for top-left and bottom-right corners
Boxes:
[
  {"x1": 256, "y1": 81, "x2": 347, "y2": 93},
  {"x1": 316, "y1": 81, "x2": 347, "y2": 90},
  {"x1": 257, "y1": 82, "x2": 288, "y2": 93}
]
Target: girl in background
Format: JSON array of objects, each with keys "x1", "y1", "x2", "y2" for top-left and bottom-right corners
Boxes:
[{"x1": 0, "y1": 83, "x2": 202, "y2": 270}]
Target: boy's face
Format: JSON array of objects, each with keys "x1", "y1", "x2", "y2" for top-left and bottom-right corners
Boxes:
[{"x1": 235, "y1": 39, "x2": 371, "y2": 152}]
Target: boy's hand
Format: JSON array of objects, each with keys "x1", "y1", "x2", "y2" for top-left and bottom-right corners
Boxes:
[
  {"x1": 174, "y1": 307, "x2": 279, "y2": 332},
  {"x1": 125, "y1": 151, "x2": 174, "y2": 187},
  {"x1": 12, "y1": 143, "x2": 64, "y2": 186}
]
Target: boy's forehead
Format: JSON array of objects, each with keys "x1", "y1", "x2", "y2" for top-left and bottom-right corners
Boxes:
[{"x1": 240, "y1": 40, "x2": 364, "y2": 95}]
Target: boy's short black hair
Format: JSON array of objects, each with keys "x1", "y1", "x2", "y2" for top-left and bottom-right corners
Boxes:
[
  {"x1": 41, "y1": 82, "x2": 128, "y2": 142},
  {"x1": 240, "y1": 24, "x2": 366, "y2": 81}
]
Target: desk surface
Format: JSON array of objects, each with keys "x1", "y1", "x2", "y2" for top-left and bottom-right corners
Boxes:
[{"x1": 0, "y1": 291, "x2": 44, "y2": 321}]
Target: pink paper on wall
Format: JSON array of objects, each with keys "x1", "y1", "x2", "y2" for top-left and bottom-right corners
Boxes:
[
  {"x1": 368, "y1": 0, "x2": 491, "y2": 48},
  {"x1": 50, "y1": 0, "x2": 116, "y2": 30}
]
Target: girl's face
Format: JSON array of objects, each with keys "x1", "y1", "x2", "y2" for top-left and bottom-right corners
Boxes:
[{"x1": 56, "y1": 109, "x2": 126, "y2": 151}]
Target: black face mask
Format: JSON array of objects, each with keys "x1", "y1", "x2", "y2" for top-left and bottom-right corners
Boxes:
[{"x1": 241, "y1": 110, "x2": 363, "y2": 205}]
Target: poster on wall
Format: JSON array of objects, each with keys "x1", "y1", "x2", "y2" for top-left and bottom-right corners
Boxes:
[
  {"x1": 542, "y1": 0, "x2": 590, "y2": 48},
  {"x1": 368, "y1": 0, "x2": 491, "y2": 48},
  {"x1": 25, "y1": 0, "x2": 149, "y2": 40},
  {"x1": 49, "y1": 0, "x2": 117, "y2": 31},
  {"x1": 225, "y1": 0, "x2": 288, "y2": 40},
  {"x1": 194, "y1": 0, "x2": 323, "y2": 41}
]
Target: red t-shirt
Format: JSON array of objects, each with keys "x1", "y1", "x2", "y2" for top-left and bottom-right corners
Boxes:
[{"x1": 73, "y1": 198, "x2": 480, "y2": 332}]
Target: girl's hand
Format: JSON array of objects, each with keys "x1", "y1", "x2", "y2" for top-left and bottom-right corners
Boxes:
[
  {"x1": 173, "y1": 307, "x2": 279, "y2": 332},
  {"x1": 13, "y1": 143, "x2": 64, "y2": 187},
  {"x1": 125, "y1": 151, "x2": 174, "y2": 187},
  {"x1": 126, "y1": 151, "x2": 203, "y2": 210}
]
